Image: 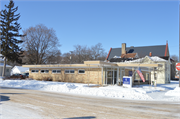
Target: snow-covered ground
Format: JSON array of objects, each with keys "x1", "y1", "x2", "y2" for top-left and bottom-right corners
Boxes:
[{"x1": 0, "y1": 77, "x2": 180, "y2": 101}]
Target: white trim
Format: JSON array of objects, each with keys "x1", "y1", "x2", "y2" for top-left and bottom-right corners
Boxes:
[
  {"x1": 65, "y1": 69, "x2": 75, "y2": 74},
  {"x1": 40, "y1": 70, "x2": 49, "y2": 73},
  {"x1": 28, "y1": 66, "x2": 101, "y2": 69},
  {"x1": 52, "y1": 70, "x2": 61, "y2": 74},
  {"x1": 31, "y1": 70, "x2": 39, "y2": 73}
]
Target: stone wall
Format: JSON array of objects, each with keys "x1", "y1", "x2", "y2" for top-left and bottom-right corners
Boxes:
[{"x1": 29, "y1": 68, "x2": 102, "y2": 84}]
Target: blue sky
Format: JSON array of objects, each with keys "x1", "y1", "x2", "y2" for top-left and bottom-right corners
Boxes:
[{"x1": 0, "y1": 0, "x2": 179, "y2": 56}]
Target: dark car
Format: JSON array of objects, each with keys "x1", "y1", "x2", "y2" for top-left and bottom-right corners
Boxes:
[
  {"x1": 11, "y1": 73, "x2": 22, "y2": 79},
  {"x1": 23, "y1": 73, "x2": 29, "y2": 77}
]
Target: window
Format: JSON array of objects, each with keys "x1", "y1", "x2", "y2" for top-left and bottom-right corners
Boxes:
[
  {"x1": 70, "y1": 70, "x2": 74, "y2": 73},
  {"x1": 65, "y1": 70, "x2": 69, "y2": 73},
  {"x1": 129, "y1": 71, "x2": 132, "y2": 76},
  {"x1": 65, "y1": 70, "x2": 74, "y2": 74},
  {"x1": 52, "y1": 70, "x2": 61, "y2": 73},
  {"x1": 78, "y1": 69, "x2": 85, "y2": 74},
  {"x1": 6, "y1": 69, "x2": 9, "y2": 72},
  {"x1": 146, "y1": 73, "x2": 149, "y2": 81},
  {"x1": 41, "y1": 70, "x2": 49, "y2": 73},
  {"x1": 52, "y1": 70, "x2": 56, "y2": 73},
  {"x1": 135, "y1": 73, "x2": 140, "y2": 80},
  {"x1": 31, "y1": 70, "x2": 39, "y2": 73},
  {"x1": 57, "y1": 70, "x2": 61, "y2": 73}
]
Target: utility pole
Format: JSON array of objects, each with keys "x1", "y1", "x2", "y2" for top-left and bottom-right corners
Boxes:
[{"x1": 179, "y1": 3, "x2": 180, "y2": 87}]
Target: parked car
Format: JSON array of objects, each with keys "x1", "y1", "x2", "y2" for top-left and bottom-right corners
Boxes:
[
  {"x1": 22, "y1": 73, "x2": 29, "y2": 78},
  {"x1": 11, "y1": 73, "x2": 22, "y2": 79}
]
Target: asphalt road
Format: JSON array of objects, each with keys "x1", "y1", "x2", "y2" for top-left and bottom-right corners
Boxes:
[{"x1": 0, "y1": 87, "x2": 180, "y2": 119}]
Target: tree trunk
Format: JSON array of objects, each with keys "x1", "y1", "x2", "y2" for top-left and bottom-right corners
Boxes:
[{"x1": 2, "y1": 57, "x2": 6, "y2": 77}]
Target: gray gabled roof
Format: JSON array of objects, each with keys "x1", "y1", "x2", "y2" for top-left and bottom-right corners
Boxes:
[{"x1": 107, "y1": 45, "x2": 167, "y2": 60}]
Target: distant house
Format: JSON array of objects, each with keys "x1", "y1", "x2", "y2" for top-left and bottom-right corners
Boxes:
[
  {"x1": 0, "y1": 54, "x2": 12, "y2": 76},
  {"x1": 11, "y1": 66, "x2": 29, "y2": 75},
  {"x1": 106, "y1": 43, "x2": 169, "y2": 61}
]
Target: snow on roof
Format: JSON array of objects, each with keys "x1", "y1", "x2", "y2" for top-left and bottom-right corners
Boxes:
[
  {"x1": 15, "y1": 66, "x2": 29, "y2": 72},
  {"x1": 125, "y1": 56, "x2": 167, "y2": 63},
  {"x1": 113, "y1": 56, "x2": 121, "y2": 58},
  {"x1": 0, "y1": 63, "x2": 12, "y2": 67},
  {"x1": 150, "y1": 56, "x2": 167, "y2": 62}
]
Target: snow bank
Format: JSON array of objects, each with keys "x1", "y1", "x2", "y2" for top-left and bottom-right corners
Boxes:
[
  {"x1": 165, "y1": 87, "x2": 180, "y2": 97},
  {"x1": 0, "y1": 79, "x2": 179, "y2": 101},
  {"x1": 0, "y1": 80, "x2": 152, "y2": 100}
]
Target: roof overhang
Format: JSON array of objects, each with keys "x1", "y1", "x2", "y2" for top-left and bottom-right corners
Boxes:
[
  {"x1": 22, "y1": 61, "x2": 162, "y2": 69},
  {"x1": 84, "y1": 61, "x2": 117, "y2": 66},
  {"x1": 22, "y1": 64, "x2": 101, "y2": 68},
  {"x1": 117, "y1": 63, "x2": 162, "y2": 67}
]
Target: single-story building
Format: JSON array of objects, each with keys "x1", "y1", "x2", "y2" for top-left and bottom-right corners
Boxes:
[
  {"x1": 22, "y1": 42, "x2": 174, "y2": 85},
  {"x1": 22, "y1": 57, "x2": 166, "y2": 85}
]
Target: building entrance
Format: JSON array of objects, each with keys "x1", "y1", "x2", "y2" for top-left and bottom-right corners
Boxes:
[{"x1": 107, "y1": 71, "x2": 117, "y2": 85}]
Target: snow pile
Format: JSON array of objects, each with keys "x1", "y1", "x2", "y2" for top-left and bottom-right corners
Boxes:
[
  {"x1": 0, "y1": 79, "x2": 152, "y2": 100},
  {"x1": 0, "y1": 78, "x2": 179, "y2": 101},
  {"x1": 165, "y1": 87, "x2": 180, "y2": 97}
]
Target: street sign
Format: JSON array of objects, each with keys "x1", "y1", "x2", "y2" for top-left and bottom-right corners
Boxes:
[{"x1": 176, "y1": 63, "x2": 180, "y2": 71}]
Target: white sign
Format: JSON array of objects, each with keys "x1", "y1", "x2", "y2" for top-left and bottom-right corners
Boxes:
[{"x1": 123, "y1": 76, "x2": 132, "y2": 88}]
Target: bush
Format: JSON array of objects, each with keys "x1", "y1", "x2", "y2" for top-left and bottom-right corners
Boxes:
[{"x1": 42, "y1": 77, "x2": 52, "y2": 81}]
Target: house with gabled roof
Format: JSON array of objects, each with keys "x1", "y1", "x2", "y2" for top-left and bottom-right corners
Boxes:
[
  {"x1": 106, "y1": 42, "x2": 169, "y2": 61},
  {"x1": 105, "y1": 42, "x2": 174, "y2": 84},
  {"x1": 117, "y1": 56, "x2": 172, "y2": 84}
]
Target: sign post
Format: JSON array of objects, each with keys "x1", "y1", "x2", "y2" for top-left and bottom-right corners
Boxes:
[
  {"x1": 123, "y1": 76, "x2": 132, "y2": 88},
  {"x1": 176, "y1": 63, "x2": 180, "y2": 71},
  {"x1": 177, "y1": 63, "x2": 180, "y2": 87},
  {"x1": 179, "y1": 3, "x2": 180, "y2": 87}
]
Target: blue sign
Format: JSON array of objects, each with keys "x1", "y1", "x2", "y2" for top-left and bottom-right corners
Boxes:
[{"x1": 123, "y1": 77, "x2": 130, "y2": 84}]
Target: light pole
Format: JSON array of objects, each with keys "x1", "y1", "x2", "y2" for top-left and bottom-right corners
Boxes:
[
  {"x1": 70, "y1": 56, "x2": 71, "y2": 64},
  {"x1": 179, "y1": 3, "x2": 180, "y2": 87}
]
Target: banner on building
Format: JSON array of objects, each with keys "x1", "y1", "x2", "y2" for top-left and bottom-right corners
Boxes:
[{"x1": 136, "y1": 67, "x2": 145, "y2": 82}]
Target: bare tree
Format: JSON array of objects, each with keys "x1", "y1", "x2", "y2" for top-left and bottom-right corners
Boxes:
[
  {"x1": 61, "y1": 43, "x2": 107, "y2": 64},
  {"x1": 46, "y1": 51, "x2": 62, "y2": 64},
  {"x1": 73, "y1": 45, "x2": 92, "y2": 63},
  {"x1": 171, "y1": 55, "x2": 178, "y2": 62},
  {"x1": 21, "y1": 24, "x2": 61, "y2": 64},
  {"x1": 61, "y1": 53, "x2": 71, "y2": 64},
  {"x1": 91, "y1": 43, "x2": 107, "y2": 60}
]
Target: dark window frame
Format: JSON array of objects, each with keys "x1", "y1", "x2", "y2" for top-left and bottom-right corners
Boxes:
[
  {"x1": 65, "y1": 70, "x2": 75, "y2": 74},
  {"x1": 78, "y1": 69, "x2": 85, "y2": 74},
  {"x1": 52, "y1": 70, "x2": 61, "y2": 74},
  {"x1": 31, "y1": 70, "x2": 39, "y2": 73}
]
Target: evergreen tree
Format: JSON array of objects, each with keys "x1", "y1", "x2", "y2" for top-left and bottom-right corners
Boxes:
[{"x1": 0, "y1": 0, "x2": 24, "y2": 76}]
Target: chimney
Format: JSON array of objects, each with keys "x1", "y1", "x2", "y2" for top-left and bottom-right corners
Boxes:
[
  {"x1": 122, "y1": 43, "x2": 126, "y2": 55},
  {"x1": 149, "y1": 52, "x2": 152, "y2": 57}
]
